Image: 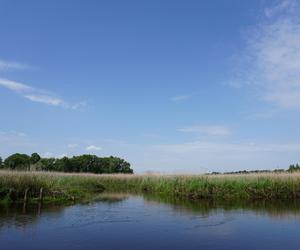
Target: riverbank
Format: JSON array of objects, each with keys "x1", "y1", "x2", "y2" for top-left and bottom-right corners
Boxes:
[
  {"x1": 1, "y1": 170, "x2": 300, "y2": 203},
  {"x1": 0, "y1": 171, "x2": 105, "y2": 204}
]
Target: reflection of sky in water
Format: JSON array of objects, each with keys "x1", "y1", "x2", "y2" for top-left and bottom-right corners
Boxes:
[{"x1": 0, "y1": 195, "x2": 300, "y2": 250}]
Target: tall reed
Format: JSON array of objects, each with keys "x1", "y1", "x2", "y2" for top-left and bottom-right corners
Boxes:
[{"x1": 1, "y1": 171, "x2": 300, "y2": 203}]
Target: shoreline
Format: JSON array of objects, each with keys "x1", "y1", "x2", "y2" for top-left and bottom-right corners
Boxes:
[{"x1": 1, "y1": 170, "x2": 300, "y2": 204}]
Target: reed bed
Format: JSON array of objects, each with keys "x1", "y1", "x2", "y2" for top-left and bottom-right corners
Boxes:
[
  {"x1": 0, "y1": 170, "x2": 105, "y2": 203},
  {"x1": 1, "y1": 170, "x2": 300, "y2": 203}
]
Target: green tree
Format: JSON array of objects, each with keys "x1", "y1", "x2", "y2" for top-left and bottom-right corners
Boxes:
[
  {"x1": 4, "y1": 153, "x2": 31, "y2": 170},
  {"x1": 30, "y1": 153, "x2": 41, "y2": 164},
  {"x1": 0, "y1": 157, "x2": 3, "y2": 169},
  {"x1": 2, "y1": 152, "x2": 133, "y2": 174},
  {"x1": 40, "y1": 158, "x2": 56, "y2": 171},
  {"x1": 288, "y1": 164, "x2": 300, "y2": 172}
]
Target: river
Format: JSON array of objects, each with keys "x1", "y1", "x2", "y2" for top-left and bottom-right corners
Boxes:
[{"x1": 1, "y1": 193, "x2": 300, "y2": 250}]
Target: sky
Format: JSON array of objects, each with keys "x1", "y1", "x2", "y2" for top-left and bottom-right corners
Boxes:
[{"x1": 1, "y1": 0, "x2": 300, "y2": 173}]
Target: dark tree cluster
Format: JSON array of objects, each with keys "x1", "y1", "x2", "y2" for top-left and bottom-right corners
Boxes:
[
  {"x1": 0, "y1": 153, "x2": 133, "y2": 174},
  {"x1": 207, "y1": 167, "x2": 296, "y2": 175},
  {"x1": 288, "y1": 164, "x2": 300, "y2": 172}
]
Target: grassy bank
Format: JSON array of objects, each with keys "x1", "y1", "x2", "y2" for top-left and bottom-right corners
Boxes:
[
  {"x1": 1, "y1": 170, "x2": 300, "y2": 203},
  {"x1": 97, "y1": 173, "x2": 300, "y2": 200},
  {"x1": 0, "y1": 171, "x2": 105, "y2": 204}
]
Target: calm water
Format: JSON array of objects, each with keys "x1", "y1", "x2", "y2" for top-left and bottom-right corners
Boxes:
[{"x1": 1, "y1": 194, "x2": 300, "y2": 250}]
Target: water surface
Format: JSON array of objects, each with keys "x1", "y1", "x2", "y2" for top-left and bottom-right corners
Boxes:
[{"x1": 1, "y1": 193, "x2": 300, "y2": 250}]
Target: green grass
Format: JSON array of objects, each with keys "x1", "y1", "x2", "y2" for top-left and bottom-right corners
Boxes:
[
  {"x1": 97, "y1": 173, "x2": 300, "y2": 200},
  {"x1": 1, "y1": 170, "x2": 300, "y2": 204},
  {"x1": 0, "y1": 171, "x2": 105, "y2": 204}
]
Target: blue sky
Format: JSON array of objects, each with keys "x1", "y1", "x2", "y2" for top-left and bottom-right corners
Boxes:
[{"x1": 1, "y1": 0, "x2": 300, "y2": 173}]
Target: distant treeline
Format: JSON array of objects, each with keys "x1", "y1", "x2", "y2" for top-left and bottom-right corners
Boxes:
[
  {"x1": 208, "y1": 164, "x2": 300, "y2": 175},
  {"x1": 0, "y1": 153, "x2": 133, "y2": 174}
]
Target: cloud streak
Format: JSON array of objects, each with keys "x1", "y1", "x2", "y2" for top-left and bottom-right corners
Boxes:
[
  {"x1": 0, "y1": 60, "x2": 31, "y2": 71},
  {"x1": 24, "y1": 94, "x2": 64, "y2": 106},
  {"x1": 0, "y1": 59, "x2": 85, "y2": 109},
  {"x1": 0, "y1": 78, "x2": 32, "y2": 92},
  {"x1": 154, "y1": 141, "x2": 300, "y2": 154},
  {"x1": 0, "y1": 77, "x2": 84, "y2": 109},
  {"x1": 228, "y1": 0, "x2": 300, "y2": 108},
  {"x1": 178, "y1": 125, "x2": 231, "y2": 136}
]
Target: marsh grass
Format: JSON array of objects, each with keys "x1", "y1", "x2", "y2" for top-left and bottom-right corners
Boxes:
[
  {"x1": 97, "y1": 172, "x2": 300, "y2": 200},
  {"x1": 0, "y1": 171, "x2": 105, "y2": 204},
  {"x1": 1, "y1": 170, "x2": 300, "y2": 203}
]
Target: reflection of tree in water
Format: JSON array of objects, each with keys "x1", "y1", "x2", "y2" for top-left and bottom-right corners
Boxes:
[
  {"x1": 142, "y1": 193, "x2": 300, "y2": 220},
  {"x1": 2, "y1": 192, "x2": 300, "y2": 232},
  {"x1": 0, "y1": 203, "x2": 67, "y2": 231}
]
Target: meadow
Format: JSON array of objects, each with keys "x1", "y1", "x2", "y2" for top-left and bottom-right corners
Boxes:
[{"x1": 1, "y1": 170, "x2": 300, "y2": 204}]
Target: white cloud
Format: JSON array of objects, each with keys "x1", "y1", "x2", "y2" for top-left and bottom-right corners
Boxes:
[
  {"x1": 178, "y1": 125, "x2": 231, "y2": 136},
  {"x1": 24, "y1": 94, "x2": 64, "y2": 106},
  {"x1": 67, "y1": 143, "x2": 78, "y2": 148},
  {"x1": 86, "y1": 145, "x2": 102, "y2": 151},
  {"x1": 0, "y1": 77, "x2": 85, "y2": 109},
  {"x1": 264, "y1": 0, "x2": 297, "y2": 18},
  {"x1": 0, "y1": 59, "x2": 85, "y2": 109},
  {"x1": 228, "y1": 0, "x2": 300, "y2": 109},
  {"x1": 0, "y1": 60, "x2": 31, "y2": 71},
  {"x1": 0, "y1": 78, "x2": 32, "y2": 92}
]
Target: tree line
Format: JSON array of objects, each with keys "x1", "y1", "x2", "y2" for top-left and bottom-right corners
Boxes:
[
  {"x1": 208, "y1": 164, "x2": 300, "y2": 175},
  {"x1": 0, "y1": 153, "x2": 133, "y2": 174}
]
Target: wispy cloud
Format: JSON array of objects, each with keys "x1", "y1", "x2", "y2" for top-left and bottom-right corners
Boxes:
[
  {"x1": 0, "y1": 130, "x2": 33, "y2": 148},
  {"x1": 24, "y1": 94, "x2": 64, "y2": 106},
  {"x1": 70, "y1": 101, "x2": 87, "y2": 110},
  {"x1": 228, "y1": 0, "x2": 300, "y2": 108},
  {"x1": 0, "y1": 58, "x2": 85, "y2": 109},
  {"x1": 0, "y1": 77, "x2": 84, "y2": 109},
  {"x1": 170, "y1": 94, "x2": 192, "y2": 102},
  {"x1": 143, "y1": 140, "x2": 300, "y2": 172},
  {"x1": 155, "y1": 141, "x2": 300, "y2": 154},
  {"x1": 0, "y1": 130, "x2": 27, "y2": 137},
  {"x1": 86, "y1": 145, "x2": 102, "y2": 151},
  {"x1": 264, "y1": 0, "x2": 297, "y2": 18},
  {"x1": 0, "y1": 59, "x2": 31, "y2": 71},
  {"x1": 178, "y1": 125, "x2": 231, "y2": 136},
  {"x1": 0, "y1": 78, "x2": 32, "y2": 92}
]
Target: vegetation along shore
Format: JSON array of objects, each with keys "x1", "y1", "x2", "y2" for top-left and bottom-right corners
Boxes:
[
  {"x1": 1, "y1": 152, "x2": 300, "y2": 204},
  {"x1": 2, "y1": 170, "x2": 300, "y2": 204}
]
